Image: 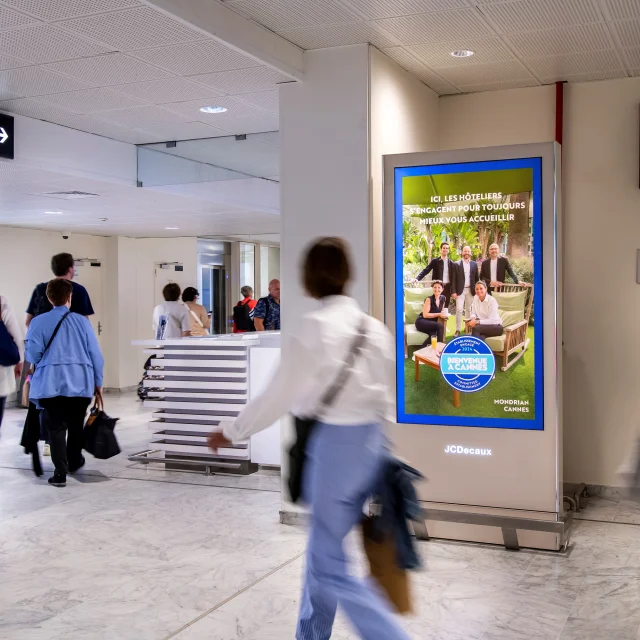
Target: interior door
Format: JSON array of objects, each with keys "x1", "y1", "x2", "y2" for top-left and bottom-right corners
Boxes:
[{"x1": 73, "y1": 259, "x2": 104, "y2": 349}]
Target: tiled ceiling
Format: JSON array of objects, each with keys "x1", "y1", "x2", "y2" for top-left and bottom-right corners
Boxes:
[
  {"x1": 225, "y1": 0, "x2": 639, "y2": 93},
  {"x1": 0, "y1": 0, "x2": 636, "y2": 148},
  {"x1": 0, "y1": 161, "x2": 281, "y2": 237},
  {"x1": 0, "y1": 0, "x2": 288, "y2": 145}
]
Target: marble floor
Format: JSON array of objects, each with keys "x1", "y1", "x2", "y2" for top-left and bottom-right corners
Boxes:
[{"x1": 2, "y1": 394, "x2": 640, "y2": 639}]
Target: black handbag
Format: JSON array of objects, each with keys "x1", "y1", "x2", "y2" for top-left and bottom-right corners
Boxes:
[
  {"x1": 0, "y1": 299, "x2": 20, "y2": 367},
  {"x1": 287, "y1": 318, "x2": 367, "y2": 503},
  {"x1": 84, "y1": 406, "x2": 120, "y2": 460}
]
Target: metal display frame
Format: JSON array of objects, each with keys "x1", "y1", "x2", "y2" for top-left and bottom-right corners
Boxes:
[{"x1": 383, "y1": 143, "x2": 565, "y2": 550}]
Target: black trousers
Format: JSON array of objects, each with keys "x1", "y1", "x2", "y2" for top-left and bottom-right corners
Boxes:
[
  {"x1": 0, "y1": 396, "x2": 5, "y2": 430},
  {"x1": 471, "y1": 324, "x2": 504, "y2": 341},
  {"x1": 415, "y1": 316, "x2": 444, "y2": 345},
  {"x1": 443, "y1": 282, "x2": 452, "y2": 308},
  {"x1": 40, "y1": 397, "x2": 91, "y2": 476}
]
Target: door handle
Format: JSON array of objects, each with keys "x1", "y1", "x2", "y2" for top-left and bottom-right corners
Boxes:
[{"x1": 98, "y1": 321, "x2": 103, "y2": 336}]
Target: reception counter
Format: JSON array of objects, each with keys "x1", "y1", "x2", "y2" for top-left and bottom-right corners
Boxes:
[{"x1": 132, "y1": 332, "x2": 281, "y2": 474}]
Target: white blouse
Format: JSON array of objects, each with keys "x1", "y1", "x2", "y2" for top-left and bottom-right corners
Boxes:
[
  {"x1": 470, "y1": 294, "x2": 503, "y2": 326},
  {"x1": 0, "y1": 296, "x2": 25, "y2": 398},
  {"x1": 223, "y1": 296, "x2": 395, "y2": 443}
]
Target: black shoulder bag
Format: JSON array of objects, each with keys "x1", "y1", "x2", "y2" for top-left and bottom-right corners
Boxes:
[{"x1": 287, "y1": 317, "x2": 368, "y2": 503}]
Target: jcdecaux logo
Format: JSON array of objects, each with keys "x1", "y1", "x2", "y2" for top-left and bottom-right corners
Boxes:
[
  {"x1": 440, "y1": 335, "x2": 495, "y2": 393},
  {"x1": 445, "y1": 445, "x2": 492, "y2": 456}
]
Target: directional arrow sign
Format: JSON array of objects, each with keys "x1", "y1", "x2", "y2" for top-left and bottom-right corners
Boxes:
[{"x1": 0, "y1": 113, "x2": 14, "y2": 159}]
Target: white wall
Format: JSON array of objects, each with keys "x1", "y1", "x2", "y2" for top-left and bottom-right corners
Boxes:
[
  {"x1": 438, "y1": 77, "x2": 640, "y2": 486},
  {"x1": 369, "y1": 47, "x2": 439, "y2": 320}
]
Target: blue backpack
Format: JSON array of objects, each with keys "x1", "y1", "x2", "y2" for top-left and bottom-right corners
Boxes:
[{"x1": 0, "y1": 300, "x2": 20, "y2": 367}]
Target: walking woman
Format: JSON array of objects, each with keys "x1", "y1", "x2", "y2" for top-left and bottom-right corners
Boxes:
[
  {"x1": 208, "y1": 237, "x2": 411, "y2": 640},
  {"x1": 0, "y1": 295, "x2": 24, "y2": 431}
]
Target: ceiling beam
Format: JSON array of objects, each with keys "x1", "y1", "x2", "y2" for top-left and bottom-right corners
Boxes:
[{"x1": 140, "y1": 0, "x2": 304, "y2": 81}]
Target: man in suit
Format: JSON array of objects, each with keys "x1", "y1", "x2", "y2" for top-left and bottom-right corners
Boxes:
[
  {"x1": 480, "y1": 243, "x2": 526, "y2": 293},
  {"x1": 451, "y1": 245, "x2": 479, "y2": 337},
  {"x1": 415, "y1": 242, "x2": 455, "y2": 306}
]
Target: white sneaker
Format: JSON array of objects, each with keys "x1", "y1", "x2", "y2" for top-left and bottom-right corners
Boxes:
[{"x1": 43, "y1": 443, "x2": 51, "y2": 457}]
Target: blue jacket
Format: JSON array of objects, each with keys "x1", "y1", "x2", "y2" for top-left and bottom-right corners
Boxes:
[
  {"x1": 369, "y1": 454, "x2": 424, "y2": 570},
  {"x1": 26, "y1": 306, "x2": 104, "y2": 404}
]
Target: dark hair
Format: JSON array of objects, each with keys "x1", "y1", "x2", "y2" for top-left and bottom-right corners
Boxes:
[
  {"x1": 240, "y1": 286, "x2": 253, "y2": 297},
  {"x1": 432, "y1": 280, "x2": 444, "y2": 289},
  {"x1": 162, "y1": 282, "x2": 181, "y2": 302},
  {"x1": 46, "y1": 278, "x2": 72, "y2": 307},
  {"x1": 51, "y1": 253, "x2": 74, "y2": 277},
  {"x1": 302, "y1": 237, "x2": 351, "y2": 299},
  {"x1": 440, "y1": 242, "x2": 449, "y2": 249},
  {"x1": 181, "y1": 287, "x2": 199, "y2": 303}
]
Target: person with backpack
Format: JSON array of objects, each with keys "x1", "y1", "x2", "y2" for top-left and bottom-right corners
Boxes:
[
  {"x1": 152, "y1": 283, "x2": 191, "y2": 340},
  {"x1": 253, "y1": 279, "x2": 280, "y2": 331},
  {"x1": 0, "y1": 295, "x2": 24, "y2": 432},
  {"x1": 24, "y1": 252, "x2": 95, "y2": 456},
  {"x1": 182, "y1": 287, "x2": 211, "y2": 336},
  {"x1": 25, "y1": 279, "x2": 104, "y2": 488},
  {"x1": 232, "y1": 286, "x2": 257, "y2": 333}
]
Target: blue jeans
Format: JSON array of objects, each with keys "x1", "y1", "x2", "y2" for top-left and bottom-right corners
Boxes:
[{"x1": 296, "y1": 423, "x2": 411, "y2": 640}]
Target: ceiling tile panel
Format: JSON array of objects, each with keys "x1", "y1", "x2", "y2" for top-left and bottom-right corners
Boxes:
[
  {"x1": 409, "y1": 36, "x2": 514, "y2": 67},
  {"x1": 611, "y1": 18, "x2": 640, "y2": 48},
  {"x1": 504, "y1": 23, "x2": 613, "y2": 58},
  {"x1": 376, "y1": 9, "x2": 493, "y2": 44},
  {"x1": 162, "y1": 95, "x2": 261, "y2": 119},
  {"x1": 41, "y1": 112, "x2": 141, "y2": 141},
  {"x1": 32, "y1": 86, "x2": 148, "y2": 113},
  {"x1": 527, "y1": 49, "x2": 624, "y2": 76},
  {"x1": 0, "y1": 4, "x2": 40, "y2": 29},
  {"x1": 0, "y1": 0, "x2": 140, "y2": 21},
  {"x1": 44, "y1": 53, "x2": 174, "y2": 85},
  {"x1": 0, "y1": 53, "x2": 29, "y2": 70},
  {"x1": 234, "y1": 90, "x2": 279, "y2": 113},
  {"x1": 130, "y1": 41, "x2": 259, "y2": 76},
  {"x1": 0, "y1": 96, "x2": 81, "y2": 121},
  {"x1": 414, "y1": 67, "x2": 461, "y2": 93},
  {"x1": 95, "y1": 104, "x2": 190, "y2": 128},
  {"x1": 58, "y1": 6, "x2": 207, "y2": 51},
  {"x1": 112, "y1": 77, "x2": 224, "y2": 103},
  {"x1": 0, "y1": 66, "x2": 91, "y2": 97},
  {"x1": 218, "y1": 113, "x2": 280, "y2": 135},
  {"x1": 0, "y1": 24, "x2": 112, "y2": 62},
  {"x1": 600, "y1": 0, "x2": 640, "y2": 21},
  {"x1": 478, "y1": 0, "x2": 602, "y2": 33},
  {"x1": 454, "y1": 78, "x2": 541, "y2": 93},
  {"x1": 345, "y1": 0, "x2": 469, "y2": 20},
  {"x1": 0, "y1": 87, "x2": 19, "y2": 100},
  {"x1": 623, "y1": 46, "x2": 640, "y2": 67},
  {"x1": 279, "y1": 21, "x2": 398, "y2": 49},
  {"x1": 190, "y1": 66, "x2": 291, "y2": 94},
  {"x1": 436, "y1": 59, "x2": 535, "y2": 84},
  {"x1": 136, "y1": 121, "x2": 229, "y2": 141},
  {"x1": 226, "y1": 0, "x2": 361, "y2": 32}
]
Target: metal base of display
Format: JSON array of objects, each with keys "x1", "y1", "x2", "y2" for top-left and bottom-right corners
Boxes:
[
  {"x1": 414, "y1": 508, "x2": 573, "y2": 552},
  {"x1": 127, "y1": 449, "x2": 258, "y2": 476},
  {"x1": 563, "y1": 482, "x2": 587, "y2": 512}
]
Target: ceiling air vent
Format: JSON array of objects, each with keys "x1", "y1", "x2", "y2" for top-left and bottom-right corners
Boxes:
[{"x1": 39, "y1": 191, "x2": 100, "y2": 200}]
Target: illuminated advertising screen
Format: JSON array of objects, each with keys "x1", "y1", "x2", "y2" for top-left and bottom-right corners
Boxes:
[{"x1": 395, "y1": 158, "x2": 543, "y2": 430}]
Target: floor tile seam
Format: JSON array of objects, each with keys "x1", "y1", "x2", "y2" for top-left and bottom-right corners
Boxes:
[
  {"x1": 0, "y1": 463, "x2": 282, "y2": 495},
  {"x1": 161, "y1": 550, "x2": 305, "y2": 639}
]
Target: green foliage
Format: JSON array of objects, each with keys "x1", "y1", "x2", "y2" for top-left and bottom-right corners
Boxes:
[{"x1": 510, "y1": 257, "x2": 533, "y2": 284}]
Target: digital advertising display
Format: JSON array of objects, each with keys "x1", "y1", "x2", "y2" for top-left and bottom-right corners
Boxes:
[{"x1": 395, "y1": 158, "x2": 544, "y2": 430}]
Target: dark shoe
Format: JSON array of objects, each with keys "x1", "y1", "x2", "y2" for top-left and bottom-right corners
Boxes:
[
  {"x1": 69, "y1": 456, "x2": 85, "y2": 474},
  {"x1": 454, "y1": 331, "x2": 461, "y2": 337},
  {"x1": 48, "y1": 473, "x2": 66, "y2": 488}
]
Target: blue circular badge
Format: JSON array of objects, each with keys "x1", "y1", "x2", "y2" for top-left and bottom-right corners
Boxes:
[{"x1": 440, "y1": 335, "x2": 496, "y2": 393}]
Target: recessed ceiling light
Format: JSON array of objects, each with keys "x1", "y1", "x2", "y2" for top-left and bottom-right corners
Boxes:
[
  {"x1": 99, "y1": 218, "x2": 108, "y2": 222},
  {"x1": 451, "y1": 50, "x2": 474, "y2": 58},
  {"x1": 200, "y1": 105, "x2": 227, "y2": 114},
  {"x1": 45, "y1": 211, "x2": 63, "y2": 215},
  {"x1": 165, "y1": 227, "x2": 179, "y2": 230}
]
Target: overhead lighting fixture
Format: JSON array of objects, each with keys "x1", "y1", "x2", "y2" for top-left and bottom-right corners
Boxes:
[
  {"x1": 200, "y1": 106, "x2": 227, "y2": 114},
  {"x1": 451, "y1": 50, "x2": 474, "y2": 58},
  {"x1": 165, "y1": 227, "x2": 179, "y2": 230},
  {"x1": 45, "y1": 211, "x2": 63, "y2": 215}
]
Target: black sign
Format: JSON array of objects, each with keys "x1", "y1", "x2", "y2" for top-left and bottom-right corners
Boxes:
[{"x1": 0, "y1": 113, "x2": 14, "y2": 160}]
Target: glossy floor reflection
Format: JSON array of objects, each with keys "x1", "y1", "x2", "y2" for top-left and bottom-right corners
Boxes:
[{"x1": 2, "y1": 395, "x2": 640, "y2": 639}]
